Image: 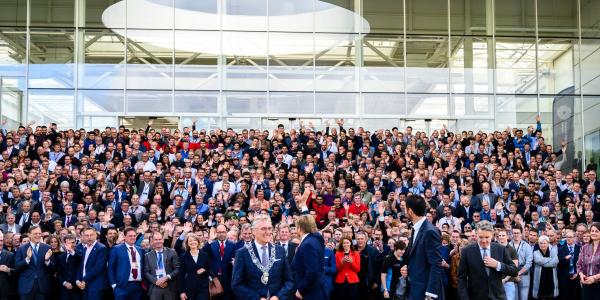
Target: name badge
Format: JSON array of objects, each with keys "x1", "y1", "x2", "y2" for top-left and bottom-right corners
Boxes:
[{"x1": 156, "y1": 267, "x2": 166, "y2": 278}]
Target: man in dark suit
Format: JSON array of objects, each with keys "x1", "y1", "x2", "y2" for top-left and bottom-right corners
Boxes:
[
  {"x1": 457, "y1": 220, "x2": 518, "y2": 300},
  {"x1": 15, "y1": 225, "x2": 54, "y2": 300},
  {"x1": 232, "y1": 214, "x2": 294, "y2": 300},
  {"x1": 76, "y1": 227, "x2": 109, "y2": 300},
  {"x1": 56, "y1": 234, "x2": 81, "y2": 300},
  {"x1": 0, "y1": 231, "x2": 16, "y2": 300},
  {"x1": 276, "y1": 224, "x2": 297, "y2": 265},
  {"x1": 202, "y1": 224, "x2": 236, "y2": 300},
  {"x1": 61, "y1": 206, "x2": 77, "y2": 228},
  {"x1": 291, "y1": 214, "x2": 327, "y2": 300},
  {"x1": 557, "y1": 229, "x2": 581, "y2": 300},
  {"x1": 404, "y1": 195, "x2": 444, "y2": 300},
  {"x1": 108, "y1": 227, "x2": 144, "y2": 300},
  {"x1": 143, "y1": 231, "x2": 180, "y2": 300}
]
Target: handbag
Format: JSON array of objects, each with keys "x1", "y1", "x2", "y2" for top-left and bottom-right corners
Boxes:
[{"x1": 209, "y1": 275, "x2": 224, "y2": 298}]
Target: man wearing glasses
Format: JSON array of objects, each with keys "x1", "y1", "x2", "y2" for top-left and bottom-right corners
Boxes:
[
  {"x1": 509, "y1": 225, "x2": 533, "y2": 300},
  {"x1": 557, "y1": 229, "x2": 581, "y2": 300}
]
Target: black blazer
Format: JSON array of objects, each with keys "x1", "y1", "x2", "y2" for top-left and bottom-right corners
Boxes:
[
  {"x1": 56, "y1": 252, "x2": 82, "y2": 288},
  {"x1": 557, "y1": 243, "x2": 580, "y2": 285},
  {"x1": 0, "y1": 249, "x2": 16, "y2": 297},
  {"x1": 457, "y1": 242, "x2": 518, "y2": 300},
  {"x1": 177, "y1": 251, "x2": 211, "y2": 299}
]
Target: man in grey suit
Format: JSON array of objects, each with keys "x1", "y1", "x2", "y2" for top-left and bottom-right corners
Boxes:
[
  {"x1": 0, "y1": 214, "x2": 21, "y2": 234},
  {"x1": 137, "y1": 171, "x2": 155, "y2": 205},
  {"x1": 144, "y1": 231, "x2": 180, "y2": 300},
  {"x1": 474, "y1": 182, "x2": 498, "y2": 211}
]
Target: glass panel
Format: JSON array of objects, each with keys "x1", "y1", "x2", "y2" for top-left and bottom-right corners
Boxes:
[
  {"x1": 182, "y1": 117, "x2": 218, "y2": 131},
  {"x1": 78, "y1": 90, "x2": 125, "y2": 114},
  {"x1": 315, "y1": 93, "x2": 356, "y2": 115},
  {"x1": 268, "y1": 32, "x2": 314, "y2": 91},
  {"x1": 363, "y1": 93, "x2": 405, "y2": 115},
  {"x1": 537, "y1": 38, "x2": 576, "y2": 95},
  {"x1": 406, "y1": 36, "x2": 449, "y2": 93},
  {"x1": 580, "y1": 39, "x2": 600, "y2": 95},
  {"x1": 0, "y1": 0, "x2": 27, "y2": 27},
  {"x1": 362, "y1": 34, "x2": 405, "y2": 92},
  {"x1": 495, "y1": 0, "x2": 535, "y2": 37},
  {"x1": 315, "y1": 34, "x2": 358, "y2": 92},
  {"x1": 0, "y1": 77, "x2": 24, "y2": 127},
  {"x1": 30, "y1": 0, "x2": 75, "y2": 27},
  {"x1": 128, "y1": 0, "x2": 173, "y2": 29},
  {"x1": 127, "y1": 90, "x2": 173, "y2": 113},
  {"x1": 174, "y1": 31, "x2": 219, "y2": 90},
  {"x1": 450, "y1": 0, "x2": 488, "y2": 36},
  {"x1": 28, "y1": 89, "x2": 75, "y2": 128},
  {"x1": 406, "y1": 0, "x2": 448, "y2": 35},
  {"x1": 0, "y1": 28, "x2": 27, "y2": 77},
  {"x1": 456, "y1": 119, "x2": 493, "y2": 132},
  {"x1": 79, "y1": 29, "x2": 126, "y2": 89},
  {"x1": 224, "y1": 32, "x2": 268, "y2": 91},
  {"x1": 406, "y1": 94, "x2": 448, "y2": 116},
  {"x1": 174, "y1": 91, "x2": 219, "y2": 113},
  {"x1": 226, "y1": 117, "x2": 261, "y2": 130},
  {"x1": 362, "y1": 119, "x2": 400, "y2": 131},
  {"x1": 495, "y1": 37, "x2": 537, "y2": 94},
  {"x1": 175, "y1": 0, "x2": 219, "y2": 30},
  {"x1": 537, "y1": 0, "x2": 578, "y2": 37},
  {"x1": 86, "y1": 0, "x2": 124, "y2": 28},
  {"x1": 363, "y1": 0, "x2": 403, "y2": 33},
  {"x1": 315, "y1": 0, "x2": 357, "y2": 33},
  {"x1": 269, "y1": 92, "x2": 314, "y2": 114},
  {"x1": 83, "y1": 116, "x2": 117, "y2": 129},
  {"x1": 581, "y1": 0, "x2": 600, "y2": 38},
  {"x1": 585, "y1": 130, "x2": 600, "y2": 173},
  {"x1": 453, "y1": 94, "x2": 492, "y2": 116},
  {"x1": 268, "y1": 0, "x2": 314, "y2": 33},
  {"x1": 494, "y1": 95, "x2": 538, "y2": 129},
  {"x1": 450, "y1": 36, "x2": 493, "y2": 94},
  {"x1": 223, "y1": 0, "x2": 267, "y2": 32},
  {"x1": 225, "y1": 92, "x2": 267, "y2": 115},
  {"x1": 29, "y1": 29, "x2": 75, "y2": 89},
  {"x1": 126, "y1": 30, "x2": 173, "y2": 90}
]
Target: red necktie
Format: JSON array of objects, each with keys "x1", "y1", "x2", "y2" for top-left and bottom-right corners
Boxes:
[
  {"x1": 130, "y1": 246, "x2": 138, "y2": 279},
  {"x1": 219, "y1": 241, "x2": 225, "y2": 259}
]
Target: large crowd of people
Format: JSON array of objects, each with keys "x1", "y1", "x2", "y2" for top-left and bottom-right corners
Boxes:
[{"x1": 0, "y1": 116, "x2": 598, "y2": 300}]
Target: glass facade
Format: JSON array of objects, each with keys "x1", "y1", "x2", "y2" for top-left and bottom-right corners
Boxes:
[{"x1": 0, "y1": 0, "x2": 598, "y2": 149}]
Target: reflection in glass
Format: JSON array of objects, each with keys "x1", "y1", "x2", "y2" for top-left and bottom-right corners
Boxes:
[
  {"x1": 0, "y1": 0, "x2": 27, "y2": 27},
  {"x1": 581, "y1": 1, "x2": 600, "y2": 38},
  {"x1": 495, "y1": 0, "x2": 535, "y2": 37},
  {"x1": 406, "y1": 0, "x2": 448, "y2": 35},
  {"x1": 270, "y1": 93, "x2": 314, "y2": 114},
  {"x1": 406, "y1": 94, "x2": 448, "y2": 116},
  {"x1": 78, "y1": 90, "x2": 125, "y2": 114},
  {"x1": 315, "y1": 34, "x2": 358, "y2": 92},
  {"x1": 450, "y1": 36, "x2": 493, "y2": 94},
  {"x1": 495, "y1": 38, "x2": 536, "y2": 94},
  {"x1": 0, "y1": 28, "x2": 26, "y2": 77},
  {"x1": 127, "y1": 90, "x2": 172, "y2": 113},
  {"x1": 363, "y1": 93, "x2": 405, "y2": 115},
  {"x1": 268, "y1": 32, "x2": 315, "y2": 91},
  {"x1": 450, "y1": 0, "x2": 488, "y2": 36},
  {"x1": 1, "y1": 77, "x2": 24, "y2": 127},
  {"x1": 537, "y1": 0, "x2": 578, "y2": 37},
  {"x1": 362, "y1": 0, "x2": 403, "y2": 33},
  {"x1": 174, "y1": 31, "x2": 219, "y2": 90},
  {"x1": 126, "y1": 30, "x2": 173, "y2": 90},
  {"x1": 174, "y1": 91, "x2": 219, "y2": 113},
  {"x1": 579, "y1": 39, "x2": 600, "y2": 95},
  {"x1": 537, "y1": 39, "x2": 575, "y2": 94},
  {"x1": 79, "y1": 30, "x2": 126, "y2": 89},
  {"x1": 28, "y1": 89, "x2": 75, "y2": 128},
  {"x1": 362, "y1": 34, "x2": 404, "y2": 92},
  {"x1": 28, "y1": 29, "x2": 75, "y2": 89},
  {"x1": 316, "y1": 93, "x2": 356, "y2": 115},
  {"x1": 30, "y1": 0, "x2": 74, "y2": 27},
  {"x1": 406, "y1": 36, "x2": 449, "y2": 93},
  {"x1": 225, "y1": 92, "x2": 267, "y2": 115}
]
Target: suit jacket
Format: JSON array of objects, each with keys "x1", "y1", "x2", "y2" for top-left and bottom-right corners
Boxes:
[
  {"x1": 177, "y1": 250, "x2": 211, "y2": 298},
  {"x1": 76, "y1": 242, "x2": 109, "y2": 291},
  {"x1": 405, "y1": 219, "x2": 444, "y2": 299},
  {"x1": 323, "y1": 247, "x2": 336, "y2": 294},
  {"x1": 231, "y1": 243, "x2": 294, "y2": 300},
  {"x1": 457, "y1": 242, "x2": 518, "y2": 300},
  {"x1": 137, "y1": 182, "x2": 155, "y2": 198},
  {"x1": 202, "y1": 240, "x2": 236, "y2": 286},
  {"x1": 0, "y1": 249, "x2": 16, "y2": 297},
  {"x1": 61, "y1": 215, "x2": 78, "y2": 228},
  {"x1": 144, "y1": 247, "x2": 180, "y2": 294},
  {"x1": 108, "y1": 243, "x2": 144, "y2": 288},
  {"x1": 557, "y1": 243, "x2": 580, "y2": 285},
  {"x1": 14, "y1": 242, "x2": 53, "y2": 295},
  {"x1": 56, "y1": 251, "x2": 82, "y2": 288},
  {"x1": 278, "y1": 241, "x2": 297, "y2": 266},
  {"x1": 291, "y1": 232, "x2": 327, "y2": 300},
  {"x1": 475, "y1": 193, "x2": 497, "y2": 210},
  {"x1": 0, "y1": 223, "x2": 21, "y2": 234},
  {"x1": 452, "y1": 205, "x2": 473, "y2": 226}
]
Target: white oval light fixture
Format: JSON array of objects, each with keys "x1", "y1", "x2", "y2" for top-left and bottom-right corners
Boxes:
[{"x1": 102, "y1": 0, "x2": 370, "y2": 56}]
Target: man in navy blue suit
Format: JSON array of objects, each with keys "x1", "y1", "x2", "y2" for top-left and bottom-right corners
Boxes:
[
  {"x1": 202, "y1": 224, "x2": 236, "y2": 300},
  {"x1": 404, "y1": 194, "x2": 444, "y2": 300},
  {"x1": 15, "y1": 225, "x2": 54, "y2": 300},
  {"x1": 292, "y1": 214, "x2": 327, "y2": 300},
  {"x1": 76, "y1": 227, "x2": 109, "y2": 300},
  {"x1": 56, "y1": 234, "x2": 81, "y2": 300},
  {"x1": 108, "y1": 227, "x2": 144, "y2": 300},
  {"x1": 232, "y1": 214, "x2": 294, "y2": 300}
]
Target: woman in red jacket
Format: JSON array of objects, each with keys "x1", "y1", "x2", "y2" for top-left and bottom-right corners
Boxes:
[{"x1": 334, "y1": 236, "x2": 361, "y2": 300}]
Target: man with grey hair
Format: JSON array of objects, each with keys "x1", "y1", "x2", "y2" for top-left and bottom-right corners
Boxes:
[
  {"x1": 235, "y1": 223, "x2": 253, "y2": 249},
  {"x1": 458, "y1": 220, "x2": 518, "y2": 300},
  {"x1": 232, "y1": 214, "x2": 294, "y2": 300}
]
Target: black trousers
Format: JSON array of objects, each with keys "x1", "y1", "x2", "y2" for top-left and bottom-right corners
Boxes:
[
  {"x1": 20, "y1": 280, "x2": 46, "y2": 300},
  {"x1": 582, "y1": 282, "x2": 600, "y2": 300},
  {"x1": 334, "y1": 281, "x2": 359, "y2": 300}
]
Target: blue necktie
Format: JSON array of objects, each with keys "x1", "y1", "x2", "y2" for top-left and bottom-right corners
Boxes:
[
  {"x1": 568, "y1": 246, "x2": 575, "y2": 275},
  {"x1": 32, "y1": 244, "x2": 38, "y2": 263},
  {"x1": 157, "y1": 251, "x2": 164, "y2": 278}
]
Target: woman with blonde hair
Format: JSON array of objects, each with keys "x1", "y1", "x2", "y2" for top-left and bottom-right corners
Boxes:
[{"x1": 178, "y1": 233, "x2": 211, "y2": 300}]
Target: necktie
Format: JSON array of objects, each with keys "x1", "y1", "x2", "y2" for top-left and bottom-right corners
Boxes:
[
  {"x1": 483, "y1": 248, "x2": 490, "y2": 275},
  {"x1": 32, "y1": 244, "x2": 38, "y2": 263},
  {"x1": 261, "y1": 246, "x2": 268, "y2": 267},
  {"x1": 130, "y1": 246, "x2": 138, "y2": 279},
  {"x1": 157, "y1": 251, "x2": 164, "y2": 278},
  {"x1": 568, "y1": 246, "x2": 575, "y2": 275},
  {"x1": 219, "y1": 241, "x2": 225, "y2": 259},
  {"x1": 66, "y1": 216, "x2": 70, "y2": 226},
  {"x1": 282, "y1": 243, "x2": 287, "y2": 256}
]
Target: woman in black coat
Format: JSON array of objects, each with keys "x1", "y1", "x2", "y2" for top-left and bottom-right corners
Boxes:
[{"x1": 178, "y1": 233, "x2": 211, "y2": 300}]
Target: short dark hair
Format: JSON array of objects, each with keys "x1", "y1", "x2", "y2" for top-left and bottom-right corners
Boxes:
[
  {"x1": 123, "y1": 227, "x2": 137, "y2": 236},
  {"x1": 405, "y1": 195, "x2": 427, "y2": 217}
]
